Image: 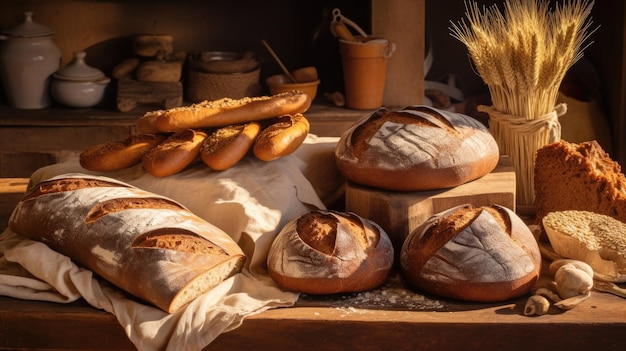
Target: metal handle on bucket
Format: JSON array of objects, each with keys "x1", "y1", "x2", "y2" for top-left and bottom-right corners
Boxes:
[{"x1": 331, "y1": 8, "x2": 368, "y2": 38}]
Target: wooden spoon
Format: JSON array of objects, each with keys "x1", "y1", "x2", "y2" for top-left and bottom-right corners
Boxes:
[{"x1": 261, "y1": 39, "x2": 297, "y2": 83}]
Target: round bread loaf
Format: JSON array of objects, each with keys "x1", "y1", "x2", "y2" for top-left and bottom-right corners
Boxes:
[
  {"x1": 267, "y1": 210, "x2": 394, "y2": 294},
  {"x1": 400, "y1": 204, "x2": 541, "y2": 302},
  {"x1": 334, "y1": 105, "x2": 499, "y2": 191}
]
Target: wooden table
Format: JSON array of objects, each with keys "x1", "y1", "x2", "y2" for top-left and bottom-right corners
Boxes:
[{"x1": 1, "y1": 264, "x2": 624, "y2": 351}]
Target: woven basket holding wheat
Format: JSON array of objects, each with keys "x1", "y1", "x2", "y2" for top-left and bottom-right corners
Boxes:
[{"x1": 450, "y1": 0, "x2": 595, "y2": 208}]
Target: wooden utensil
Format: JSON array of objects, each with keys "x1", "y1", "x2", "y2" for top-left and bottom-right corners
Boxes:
[{"x1": 261, "y1": 40, "x2": 297, "y2": 83}]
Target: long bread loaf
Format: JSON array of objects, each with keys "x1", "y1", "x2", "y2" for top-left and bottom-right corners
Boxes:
[{"x1": 9, "y1": 174, "x2": 245, "y2": 313}]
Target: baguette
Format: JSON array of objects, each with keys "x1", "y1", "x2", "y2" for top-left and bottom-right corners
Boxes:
[
  {"x1": 200, "y1": 122, "x2": 261, "y2": 171},
  {"x1": 8, "y1": 175, "x2": 245, "y2": 313},
  {"x1": 142, "y1": 129, "x2": 207, "y2": 177},
  {"x1": 253, "y1": 114, "x2": 310, "y2": 162},
  {"x1": 136, "y1": 91, "x2": 311, "y2": 133},
  {"x1": 79, "y1": 133, "x2": 167, "y2": 172}
]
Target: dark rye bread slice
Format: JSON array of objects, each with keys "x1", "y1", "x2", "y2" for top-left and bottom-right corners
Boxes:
[
  {"x1": 9, "y1": 175, "x2": 245, "y2": 313},
  {"x1": 534, "y1": 140, "x2": 626, "y2": 227}
]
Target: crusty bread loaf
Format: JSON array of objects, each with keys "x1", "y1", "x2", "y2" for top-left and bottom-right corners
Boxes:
[
  {"x1": 79, "y1": 133, "x2": 167, "y2": 172},
  {"x1": 8, "y1": 175, "x2": 245, "y2": 313},
  {"x1": 400, "y1": 204, "x2": 541, "y2": 302},
  {"x1": 142, "y1": 129, "x2": 207, "y2": 177},
  {"x1": 201, "y1": 122, "x2": 261, "y2": 171},
  {"x1": 543, "y1": 210, "x2": 626, "y2": 280},
  {"x1": 334, "y1": 105, "x2": 499, "y2": 191},
  {"x1": 136, "y1": 91, "x2": 311, "y2": 133},
  {"x1": 253, "y1": 114, "x2": 310, "y2": 162},
  {"x1": 267, "y1": 210, "x2": 394, "y2": 294},
  {"x1": 534, "y1": 140, "x2": 626, "y2": 226}
]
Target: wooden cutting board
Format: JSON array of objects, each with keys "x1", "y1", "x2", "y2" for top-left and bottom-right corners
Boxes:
[{"x1": 345, "y1": 157, "x2": 516, "y2": 258}]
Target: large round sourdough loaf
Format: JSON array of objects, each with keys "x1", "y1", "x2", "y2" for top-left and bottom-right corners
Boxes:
[
  {"x1": 334, "y1": 105, "x2": 499, "y2": 191},
  {"x1": 267, "y1": 210, "x2": 394, "y2": 294},
  {"x1": 8, "y1": 174, "x2": 245, "y2": 313},
  {"x1": 400, "y1": 204, "x2": 541, "y2": 302}
]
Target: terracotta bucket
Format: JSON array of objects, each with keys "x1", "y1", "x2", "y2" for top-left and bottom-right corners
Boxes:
[{"x1": 339, "y1": 36, "x2": 395, "y2": 110}]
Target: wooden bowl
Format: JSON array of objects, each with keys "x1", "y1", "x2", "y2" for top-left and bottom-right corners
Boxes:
[{"x1": 266, "y1": 74, "x2": 320, "y2": 101}]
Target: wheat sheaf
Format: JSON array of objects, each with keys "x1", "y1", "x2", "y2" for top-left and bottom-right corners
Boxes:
[{"x1": 449, "y1": 0, "x2": 595, "y2": 120}]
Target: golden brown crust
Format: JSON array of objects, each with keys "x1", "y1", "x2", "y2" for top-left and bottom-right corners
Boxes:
[
  {"x1": 9, "y1": 175, "x2": 245, "y2": 313},
  {"x1": 142, "y1": 129, "x2": 207, "y2": 177},
  {"x1": 79, "y1": 133, "x2": 167, "y2": 172},
  {"x1": 267, "y1": 210, "x2": 394, "y2": 295},
  {"x1": 253, "y1": 114, "x2": 310, "y2": 162},
  {"x1": 200, "y1": 122, "x2": 261, "y2": 171},
  {"x1": 400, "y1": 204, "x2": 541, "y2": 302},
  {"x1": 136, "y1": 91, "x2": 311, "y2": 133},
  {"x1": 334, "y1": 105, "x2": 500, "y2": 191}
]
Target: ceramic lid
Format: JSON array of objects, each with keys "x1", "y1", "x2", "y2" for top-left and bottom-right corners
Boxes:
[
  {"x1": 3, "y1": 12, "x2": 55, "y2": 38},
  {"x1": 53, "y1": 51, "x2": 106, "y2": 81}
]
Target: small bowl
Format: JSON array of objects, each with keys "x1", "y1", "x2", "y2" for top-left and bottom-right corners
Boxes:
[
  {"x1": 51, "y1": 77, "x2": 110, "y2": 108},
  {"x1": 266, "y1": 74, "x2": 320, "y2": 101}
]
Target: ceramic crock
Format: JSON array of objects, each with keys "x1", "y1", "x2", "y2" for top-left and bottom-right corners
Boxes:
[
  {"x1": 0, "y1": 12, "x2": 61, "y2": 109},
  {"x1": 51, "y1": 51, "x2": 110, "y2": 108}
]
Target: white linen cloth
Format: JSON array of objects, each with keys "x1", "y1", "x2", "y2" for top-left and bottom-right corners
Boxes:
[{"x1": 0, "y1": 134, "x2": 341, "y2": 350}]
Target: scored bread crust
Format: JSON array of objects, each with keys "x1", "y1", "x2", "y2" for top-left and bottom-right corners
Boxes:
[
  {"x1": 79, "y1": 133, "x2": 167, "y2": 172},
  {"x1": 201, "y1": 122, "x2": 261, "y2": 171},
  {"x1": 253, "y1": 114, "x2": 310, "y2": 162},
  {"x1": 400, "y1": 204, "x2": 541, "y2": 302},
  {"x1": 137, "y1": 91, "x2": 311, "y2": 133},
  {"x1": 267, "y1": 210, "x2": 394, "y2": 294},
  {"x1": 142, "y1": 129, "x2": 207, "y2": 177},
  {"x1": 334, "y1": 105, "x2": 500, "y2": 191},
  {"x1": 8, "y1": 175, "x2": 245, "y2": 313}
]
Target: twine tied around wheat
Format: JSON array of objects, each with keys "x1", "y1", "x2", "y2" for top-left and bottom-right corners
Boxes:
[{"x1": 478, "y1": 103, "x2": 567, "y2": 207}]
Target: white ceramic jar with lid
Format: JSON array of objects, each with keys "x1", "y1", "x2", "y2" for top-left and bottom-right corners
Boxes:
[
  {"x1": 51, "y1": 51, "x2": 110, "y2": 108},
  {"x1": 0, "y1": 12, "x2": 61, "y2": 109}
]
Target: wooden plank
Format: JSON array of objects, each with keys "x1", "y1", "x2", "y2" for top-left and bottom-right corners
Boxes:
[
  {"x1": 345, "y1": 157, "x2": 515, "y2": 256},
  {"x1": 0, "y1": 126, "x2": 134, "y2": 153},
  {"x1": 116, "y1": 80, "x2": 183, "y2": 112},
  {"x1": 0, "y1": 177, "x2": 28, "y2": 230},
  {"x1": 371, "y1": 0, "x2": 425, "y2": 107}
]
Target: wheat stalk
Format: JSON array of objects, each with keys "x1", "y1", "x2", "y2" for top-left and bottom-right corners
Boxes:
[{"x1": 450, "y1": 0, "x2": 595, "y2": 120}]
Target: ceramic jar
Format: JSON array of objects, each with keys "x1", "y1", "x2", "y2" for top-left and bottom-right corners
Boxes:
[
  {"x1": 51, "y1": 51, "x2": 110, "y2": 108},
  {"x1": 0, "y1": 12, "x2": 61, "y2": 109}
]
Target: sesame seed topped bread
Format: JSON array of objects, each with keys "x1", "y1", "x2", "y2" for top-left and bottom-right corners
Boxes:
[
  {"x1": 137, "y1": 91, "x2": 311, "y2": 133},
  {"x1": 534, "y1": 140, "x2": 626, "y2": 226},
  {"x1": 543, "y1": 210, "x2": 626, "y2": 282}
]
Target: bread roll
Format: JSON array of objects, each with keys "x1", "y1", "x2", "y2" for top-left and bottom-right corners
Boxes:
[
  {"x1": 543, "y1": 210, "x2": 626, "y2": 281},
  {"x1": 142, "y1": 129, "x2": 207, "y2": 177},
  {"x1": 334, "y1": 105, "x2": 500, "y2": 191},
  {"x1": 136, "y1": 91, "x2": 311, "y2": 133},
  {"x1": 400, "y1": 204, "x2": 541, "y2": 302},
  {"x1": 8, "y1": 175, "x2": 245, "y2": 313},
  {"x1": 79, "y1": 133, "x2": 167, "y2": 172},
  {"x1": 201, "y1": 122, "x2": 261, "y2": 171},
  {"x1": 253, "y1": 114, "x2": 310, "y2": 162},
  {"x1": 267, "y1": 210, "x2": 394, "y2": 294}
]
